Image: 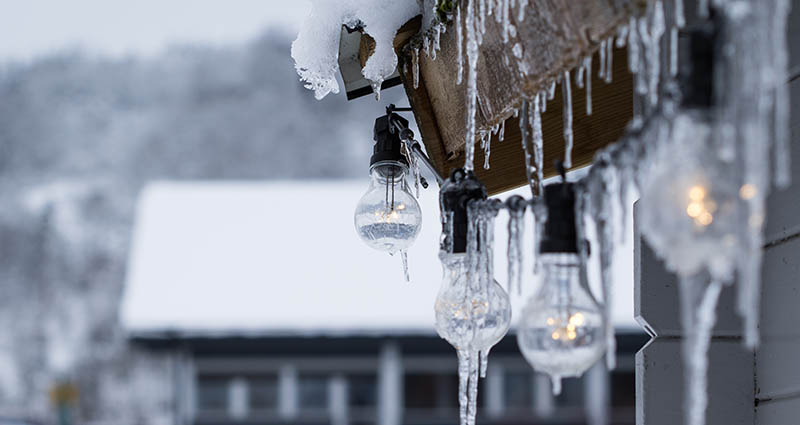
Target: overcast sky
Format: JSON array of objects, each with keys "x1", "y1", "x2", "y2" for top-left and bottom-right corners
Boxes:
[{"x1": 0, "y1": 0, "x2": 311, "y2": 62}]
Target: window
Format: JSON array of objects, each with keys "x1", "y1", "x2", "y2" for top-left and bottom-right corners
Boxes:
[
  {"x1": 249, "y1": 374, "x2": 279, "y2": 410},
  {"x1": 405, "y1": 373, "x2": 460, "y2": 409},
  {"x1": 349, "y1": 373, "x2": 377, "y2": 408},
  {"x1": 299, "y1": 374, "x2": 328, "y2": 410},
  {"x1": 555, "y1": 377, "x2": 584, "y2": 407},
  {"x1": 197, "y1": 375, "x2": 228, "y2": 412},
  {"x1": 504, "y1": 370, "x2": 532, "y2": 409},
  {"x1": 349, "y1": 373, "x2": 377, "y2": 425}
]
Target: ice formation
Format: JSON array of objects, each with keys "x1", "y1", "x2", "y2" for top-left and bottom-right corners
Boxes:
[
  {"x1": 291, "y1": 0, "x2": 422, "y2": 99},
  {"x1": 435, "y1": 199, "x2": 511, "y2": 425},
  {"x1": 294, "y1": 0, "x2": 791, "y2": 422}
]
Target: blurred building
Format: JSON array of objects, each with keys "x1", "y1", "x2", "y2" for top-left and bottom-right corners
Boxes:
[{"x1": 122, "y1": 182, "x2": 647, "y2": 425}]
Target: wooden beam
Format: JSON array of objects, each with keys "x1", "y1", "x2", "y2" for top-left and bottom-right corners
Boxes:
[{"x1": 397, "y1": 0, "x2": 644, "y2": 194}]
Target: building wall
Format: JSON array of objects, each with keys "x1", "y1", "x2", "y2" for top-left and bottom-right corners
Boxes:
[
  {"x1": 132, "y1": 334, "x2": 646, "y2": 425},
  {"x1": 637, "y1": 3, "x2": 800, "y2": 424},
  {"x1": 754, "y1": 0, "x2": 800, "y2": 421}
]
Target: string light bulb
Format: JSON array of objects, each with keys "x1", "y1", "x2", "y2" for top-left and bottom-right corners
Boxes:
[
  {"x1": 516, "y1": 180, "x2": 605, "y2": 395},
  {"x1": 354, "y1": 114, "x2": 422, "y2": 254}
]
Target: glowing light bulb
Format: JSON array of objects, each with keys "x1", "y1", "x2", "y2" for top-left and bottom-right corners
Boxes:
[
  {"x1": 354, "y1": 161, "x2": 422, "y2": 254},
  {"x1": 517, "y1": 253, "x2": 605, "y2": 394},
  {"x1": 434, "y1": 252, "x2": 512, "y2": 352}
]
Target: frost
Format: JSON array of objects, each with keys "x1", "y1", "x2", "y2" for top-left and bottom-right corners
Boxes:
[{"x1": 291, "y1": 0, "x2": 421, "y2": 99}]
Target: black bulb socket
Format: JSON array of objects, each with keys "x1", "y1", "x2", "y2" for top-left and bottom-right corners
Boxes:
[
  {"x1": 678, "y1": 10, "x2": 721, "y2": 109},
  {"x1": 439, "y1": 168, "x2": 488, "y2": 253},
  {"x1": 371, "y1": 113, "x2": 409, "y2": 167},
  {"x1": 539, "y1": 182, "x2": 579, "y2": 254}
]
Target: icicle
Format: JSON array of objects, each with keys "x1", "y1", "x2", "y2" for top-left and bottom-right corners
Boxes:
[
  {"x1": 598, "y1": 39, "x2": 607, "y2": 80},
  {"x1": 467, "y1": 351, "x2": 480, "y2": 425},
  {"x1": 547, "y1": 81, "x2": 556, "y2": 100},
  {"x1": 464, "y1": 0, "x2": 480, "y2": 172},
  {"x1": 412, "y1": 48, "x2": 420, "y2": 89},
  {"x1": 675, "y1": 0, "x2": 685, "y2": 28},
  {"x1": 576, "y1": 61, "x2": 586, "y2": 89},
  {"x1": 584, "y1": 56, "x2": 593, "y2": 116},
  {"x1": 371, "y1": 79, "x2": 383, "y2": 101},
  {"x1": 562, "y1": 70, "x2": 574, "y2": 169},
  {"x1": 589, "y1": 163, "x2": 618, "y2": 370},
  {"x1": 604, "y1": 39, "x2": 613, "y2": 84},
  {"x1": 400, "y1": 250, "x2": 410, "y2": 282},
  {"x1": 670, "y1": 26, "x2": 679, "y2": 77},
  {"x1": 484, "y1": 134, "x2": 492, "y2": 170},
  {"x1": 647, "y1": 1, "x2": 666, "y2": 106},
  {"x1": 680, "y1": 277, "x2": 723, "y2": 425},
  {"x1": 627, "y1": 16, "x2": 640, "y2": 75},
  {"x1": 479, "y1": 347, "x2": 490, "y2": 378},
  {"x1": 616, "y1": 25, "x2": 629, "y2": 48},
  {"x1": 507, "y1": 199, "x2": 525, "y2": 295},
  {"x1": 457, "y1": 349, "x2": 470, "y2": 425},
  {"x1": 773, "y1": 0, "x2": 792, "y2": 188},
  {"x1": 531, "y1": 199, "x2": 546, "y2": 275},
  {"x1": 499, "y1": 120, "x2": 505, "y2": 141},
  {"x1": 551, "y1": 375, "x2": 562, "y2": 396},
  {"x1": 517, "y1": 0, "x2": 528, "y2": 21},
  {"x1": 519, "y1": 99, "x2": 536, "y2": 197},
  {"x1": 532, "y1": 95, "x2": 544, "y2": 192},
  {"x1": 456, "y1": 5, "x2": 464, "y2": 85},
  {"x1": 540, "y1": 89, "x2": 548, "y2": 113}
]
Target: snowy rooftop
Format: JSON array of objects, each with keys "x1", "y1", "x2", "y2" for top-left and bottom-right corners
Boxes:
[{"x1": 121, "y1": 181, "x2": 639, "y2": 338}]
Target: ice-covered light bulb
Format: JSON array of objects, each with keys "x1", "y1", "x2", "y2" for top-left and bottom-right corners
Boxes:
[
  {"x1": 639, "y1": 112, "x2": 745, "y2": 280},
  {"x1": 354, "y1": 160, "x2": 422, "y2": 254},
  {"x1": 517, "y1": 253, "x2": 605, "y2": 394},
  {"x1": 434, "y1": 252, "x2": 512, "y2": 352}
]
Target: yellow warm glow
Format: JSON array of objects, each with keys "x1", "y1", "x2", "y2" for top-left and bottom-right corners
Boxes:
[
  {"x1": 551, "y1": 331, "x2": 561, "y2": 340},
  {"x1": 567, "y1": 331, "x2": 577, "y2": 340},
  {"x1": 546, "y1": 317, "x2": 555, "y2": 326},
  {"x1": 688, "y1": 185, "x2": 707, "y2": 202},
  {"x1": 697, "y1": 212, "x2": 713, "y2": 226},
  {"x1": 376, "y1": 209, "x2": 400, "y2": 223},
  {"x1": 686, "y1": 202, "x2": 703, "y2": 218},
  {"x1": 740, "y1": 184, "x2": 757, "y2": 200},
  {"x1": 569, "y1": 313, "x2": 585, "y2": 326}
]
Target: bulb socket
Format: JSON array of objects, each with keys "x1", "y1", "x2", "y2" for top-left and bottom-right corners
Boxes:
[
  {"x1": 678, "y1": 10, "x2": 721, "y2": 109},
  {"x1": 540, "y1": 182, "x2": 579, "y2": 254},
  {"x1": 371, "y1": 113, "x2": 409, "y2": 167},
  {"x1": 439, "y1": 168, "x2": 488, "y2": 253}
]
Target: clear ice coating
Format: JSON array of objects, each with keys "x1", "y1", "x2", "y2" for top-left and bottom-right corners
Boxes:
[
  {"x1": 562, "y1": 70, "x2": 574, "y2": 169},
  {"x1": 517, "y1": 253, "x2": 606, "y2": 394},
  {"x1": 435, "y1": 200, "x2": 511, "y2": 425},
  {"x1": 463, "y1": 0, "x2": 480, "y2": 171},
  {"x1": 354, "y1": 161, "x2": 422, "y2": 255},
  {"x1": 680, "y1": 275, "x2": 723, "y2": 425},
  {"x1": 291, "y1": 0, "x2": 421, "y2": 99}
]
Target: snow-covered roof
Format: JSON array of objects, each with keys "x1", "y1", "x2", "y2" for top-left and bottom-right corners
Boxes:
[{"x1": 121, "y1": 181, "x2": 639, "y2": 338}]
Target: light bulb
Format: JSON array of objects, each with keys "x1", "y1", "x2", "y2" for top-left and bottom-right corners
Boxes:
[
  {"x1": 517, "y1": 253, "x2": 605, "y2": 394},
  {"x1": 639, "y1": 112, "x2": 746, "y2": 279},
  {"x1": 354, "y1": 160, "x2": 422, "y2": 254},
  {"x1": 434, "y1": 252, "x2": 511, "y2": 353}
]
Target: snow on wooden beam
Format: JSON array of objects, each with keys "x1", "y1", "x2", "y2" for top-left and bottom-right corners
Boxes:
[{"x1": 398, "y1": 0, "x2": 645, "y2": 194}]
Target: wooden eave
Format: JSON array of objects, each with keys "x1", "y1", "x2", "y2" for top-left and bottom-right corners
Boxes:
[{"x1": 390, "y1": 0, "x2": 646, "y2": 194}]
